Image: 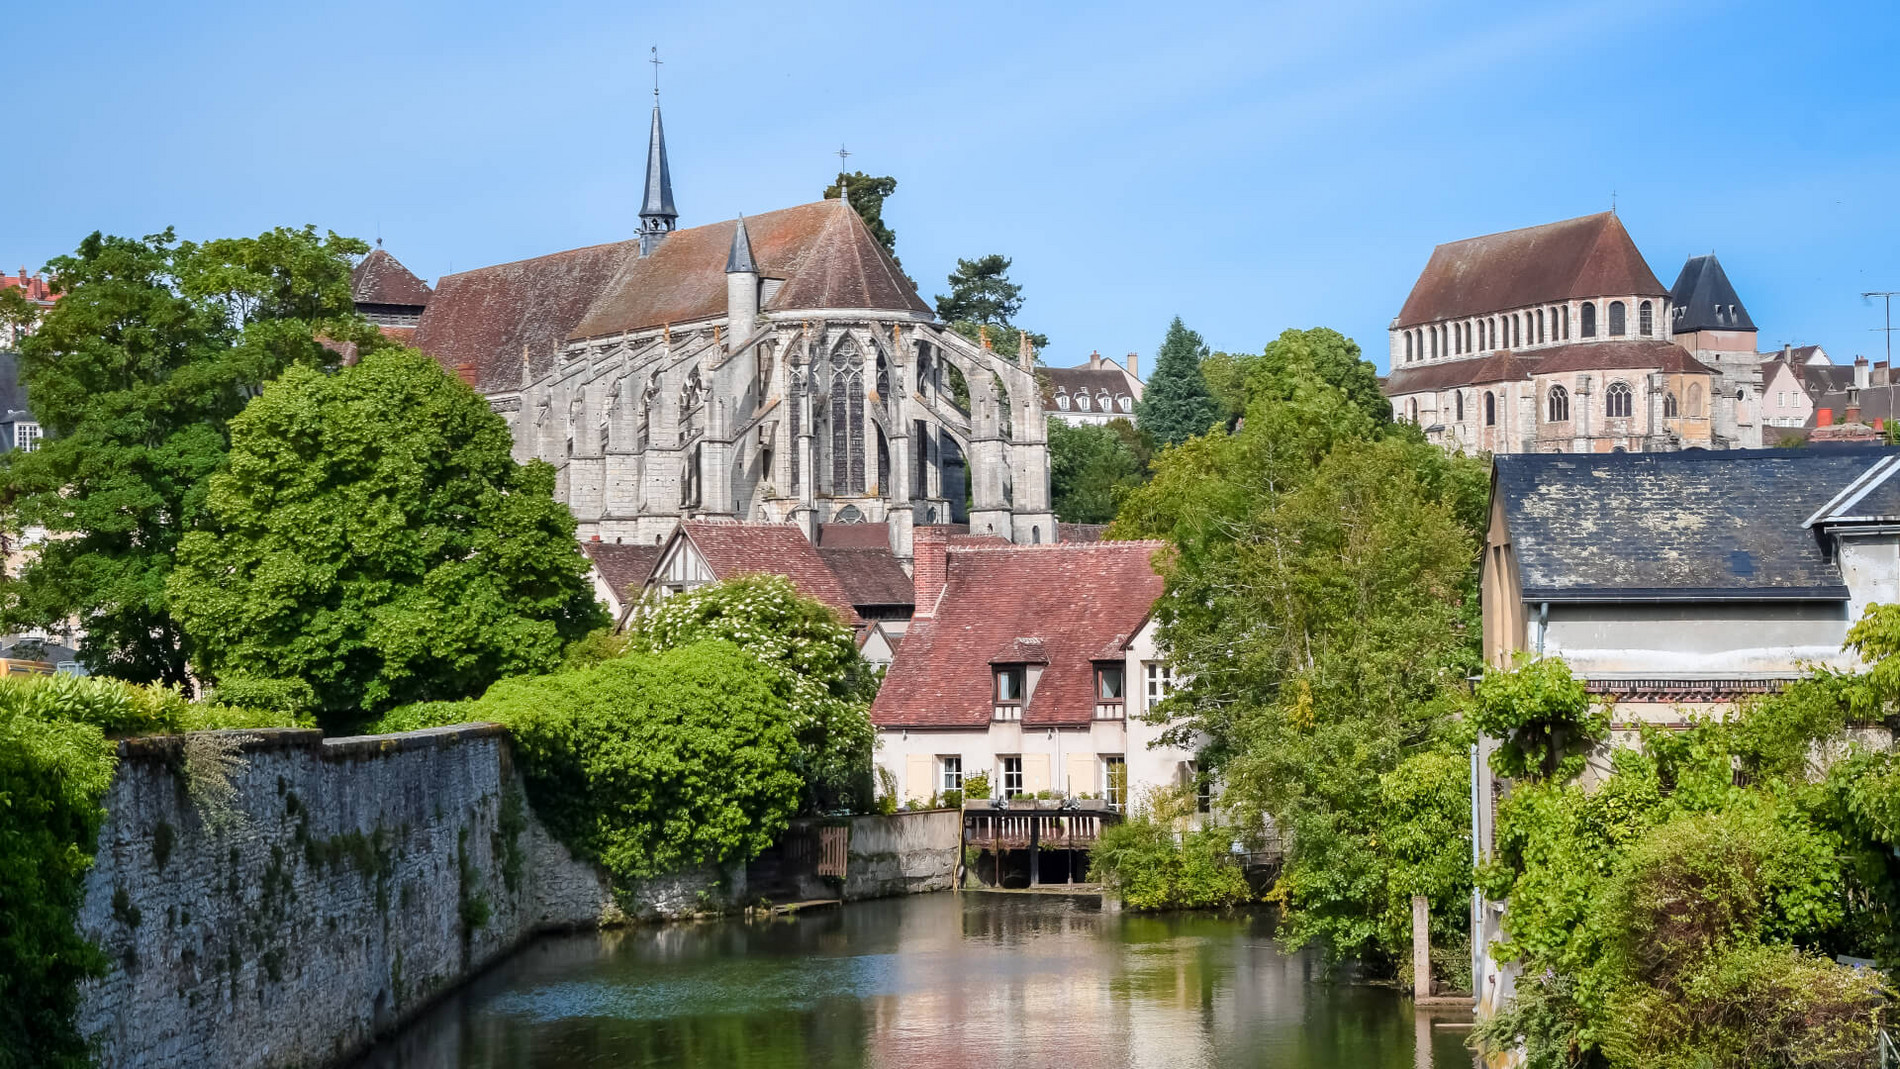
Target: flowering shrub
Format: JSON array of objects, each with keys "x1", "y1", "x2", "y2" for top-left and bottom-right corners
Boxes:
[{"x1": 624, "y1": 576, "x2": 877, "y2": 813}]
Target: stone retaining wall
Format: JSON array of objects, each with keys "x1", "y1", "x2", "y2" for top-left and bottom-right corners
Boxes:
[{"x1": 73, "y1": 724, "x2": 735, "y2": 1069}]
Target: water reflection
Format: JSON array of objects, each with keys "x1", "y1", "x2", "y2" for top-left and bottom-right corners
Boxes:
[{"x1": 354, "y1": 893, "x2": 1474, "y2": 1068}]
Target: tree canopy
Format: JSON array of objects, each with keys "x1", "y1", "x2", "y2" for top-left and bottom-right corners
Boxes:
[
  {"x1": 1047, "y1": 417, "x2": 1149, "y2": 524},
  {"x1": 937, "y1": 254, "x2": 1049, "y2": 360},
  {"x1": 1202, "y1": 328, "x2": 1391, "y2": 430},
  {"x1": 1134, "y1": 318, "x2": 1220, "y2": 446},
  {"x1": 168, "y1": 347, "x2": 604, "y2": 730},
  {"x1": 0, "y1": 227, "x2": 383, "y2": 689},
  {"x1": 823, "y1": 171, "x2": 900, "y2": 261},
  {"x1": 1112, "y1": 341, "x2": 1489, "y2": 976},
  {"x1": 621, "y1": 575, "x2": 877, "y2": 813}
]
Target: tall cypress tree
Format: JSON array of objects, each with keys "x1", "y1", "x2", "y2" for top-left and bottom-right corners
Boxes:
[{"x1": 1136, "y1": 317, "x2": 1220, "y2": 446}]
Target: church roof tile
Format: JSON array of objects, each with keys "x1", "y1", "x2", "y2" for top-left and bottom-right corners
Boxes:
[
  {"x1": 351, "y1": 248, "x2": 434, "y2": 308},
  {"x1": 680, "y1": 521, "x2": 861, "y2": 624},
  {"x1": 1396, "y1": 213, "x2": 1666, "y2": 328}
]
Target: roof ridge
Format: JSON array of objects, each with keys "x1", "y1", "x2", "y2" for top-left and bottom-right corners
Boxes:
[
  {"x1": 437, "y1": 238, "x2": 639, "y2": 282},
  {"x1": 1435, "y1": 211, "x2": 1612, "y2": 250}
]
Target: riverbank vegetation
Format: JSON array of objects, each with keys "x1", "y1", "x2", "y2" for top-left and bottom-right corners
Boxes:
[
  {"x1": 1113, "y1": 327, "x2": 1486, "y2": 984},
  {"x1": 1089, "y1": 788, "x2": 1253, "y2": 911},
  {"x1": 376, "y1": 576, "x2": 877, "y2": 891},
  {"x1": 1474, "y1": 652, "x2": 1897, "y2": 1065},
  {"x1": 0, "y1": 675, "x2": 298, "y2": 1067}
]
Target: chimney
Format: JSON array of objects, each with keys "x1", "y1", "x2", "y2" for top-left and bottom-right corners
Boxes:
[
  {"x1": 1088, "y1": 350, "x2": 1102, "y2": 369},
  {"x1": 1127, "y1": 352, "x2": 1139, "y2": 379},
  {"x1": 455, "y1": 363, "x2": 478, "y2": 387},
  {"x1": 1856, "y1": 356, "x2": 1871, "y2": 390},
  {"x1": 1877, "y1": 361, "x2": 1891, "y2": 387},
  {"x1": 912, "y1": 525, "x2": 949, "y2": 618},
  {"x1": 1782, "y1": 344, "x2": 1792, "y2": 361},
  {"x1": 1818, "y1": 407, "x2": 1835, "y2": 427},
  {"x1": 1847, "y1": 386, "x2": 1863, "y2": 426}
]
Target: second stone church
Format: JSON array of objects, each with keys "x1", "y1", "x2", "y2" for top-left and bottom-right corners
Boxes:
[{"x1": 358, "y1": 99, "x2": 1054, "y2": 561}]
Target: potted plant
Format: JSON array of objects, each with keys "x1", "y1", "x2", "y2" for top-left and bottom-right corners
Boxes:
[{"x1": 962, "y1": 772, "x2": 991, "y2": 807}]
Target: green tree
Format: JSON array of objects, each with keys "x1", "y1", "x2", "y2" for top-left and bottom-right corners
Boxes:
[
  {"x1": 0, "y1": 227, "x2": 382, "y2": 689},
  {"x1": 936, "y1": 254, "x2": 1049, "y2": 360},
  {"x1": 0, "y1": 284, "x2": 41, "y2": 347},
  {"x1": 621, "y1": 575, "x2": 877, "y2": 813},
  {"x1": 1047, "y1": 417, "x2": 1147, "y2": 524},
  {"x1": 1203, "y1": 328, "x2": 1391, "y2": 430},
  {"x1": 823, "y1": 171, "x2": 900, "y2": 260},
  {"x1": 168, "y1": 348, "x2": 604, "y2": 731},
  {"x1": 1135, "y1": 317, "x2": 1220, "y2": 446},
  {"x1": 1112, "y1": 352, "x2": 1487, "y2": 974}
]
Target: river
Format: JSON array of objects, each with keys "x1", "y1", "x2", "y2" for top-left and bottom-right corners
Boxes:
[{"x1": 355, "y1": 892, "x2": 1477, "y2": 1068}]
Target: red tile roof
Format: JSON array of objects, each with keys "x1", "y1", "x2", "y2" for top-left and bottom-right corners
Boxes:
[
  {"x1": 1, "y1": 270, "x2": 57, "y2": 305},
  {"x1": 814, "y1": 522, "x2": 893, "y2": 550},
  {"x1": 1395, "y1": 213, "x2": 1666, "y2": 328},
  {"x1": 816, "y1": 546, "x2": 914, "y2": 608},
  {"x1": 872, "y1": 542, "x2": 1165, "y2": 729},
  {"x1": 413, "y1": 240, "x2": 638, "y2": 395},
  {"x1": 581, "y1": 541, "x2": 663, "y2": 603},
  {"x1": 681, "y1": 521, "x2": 860, "y2": 624},
  {"x1": 570, "y1": 200, "x2": 929, "y2": 340},
  {"x1": 351, "y1": 249, "x2": 434, "y2": 308},
  {"x1": 1382, "y1": 352, "x2": 1535, "y2": 394}
]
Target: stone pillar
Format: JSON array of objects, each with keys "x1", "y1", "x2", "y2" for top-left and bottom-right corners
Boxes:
[{"x1": 1412, "y1": 894, "x2": 1432, "y2": 996}]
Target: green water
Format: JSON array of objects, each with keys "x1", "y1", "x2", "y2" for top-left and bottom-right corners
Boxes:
[{"x1": 355, "y1": 892, "x2": 1476, "y2": 1068}]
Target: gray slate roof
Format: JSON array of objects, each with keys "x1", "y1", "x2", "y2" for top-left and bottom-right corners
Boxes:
[
  {"x1": 1670, "y1": 254, "x2": 1756, "y2": 333},
  {"x1": 1495, "y1": 448, "x2": 1900, "y2": 601}
]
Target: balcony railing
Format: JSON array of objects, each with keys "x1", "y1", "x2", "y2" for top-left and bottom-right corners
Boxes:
[
  {"x1": 992, "y1": 703, "x2": 1022, "y2": 721},
  {"x1": 1094, "y1": 701, "x2": 1125, "y2": 720}
]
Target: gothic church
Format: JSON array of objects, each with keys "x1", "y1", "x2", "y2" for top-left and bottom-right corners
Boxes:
[{"x1": 361, "y1": 98, "x2": 1054, "y2": 561}]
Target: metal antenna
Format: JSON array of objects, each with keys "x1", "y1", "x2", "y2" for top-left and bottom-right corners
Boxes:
[
  {"x1": 1610, "y1": 188, "x2": 1617, "y2": 215},
  {"x1": 1866, "y1": 291, "x2": 1899, "y2": 367},
  {"x1": 649, "y1": 46, "x2": 662, "y2": 99}
]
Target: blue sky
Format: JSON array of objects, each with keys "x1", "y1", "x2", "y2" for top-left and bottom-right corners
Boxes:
[{"x1": 9, "y1": 0, "x2": 1900, "y2": 373}]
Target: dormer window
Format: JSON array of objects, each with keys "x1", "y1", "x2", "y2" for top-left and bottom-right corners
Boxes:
[
  {"x1": 1076, "y1": 394, "x2": 1092, "y2": 411},
  {"x1": 1095, "y1": 663, "x2": 1126, "y2": 720},
  {"x1": 1056, "y1": 393, "x2": 1070, "y2": 410},
  {"x1": 993, "y1": 666, "x2": 1025, "y2": 720},
  {"x1": 1118, "y1": 396, "x2": 1133, "y2": 413}
]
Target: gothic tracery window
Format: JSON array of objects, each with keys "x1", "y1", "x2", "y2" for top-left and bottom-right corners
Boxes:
[
  {"x1": 1664, "y1": 390, "x2": 1679, "y2": 418},
  {"x1": 1606, "y1": 381, "x2": 1633, "y2": 418},
  {"x1": 1548, "y1": 384, "x2": 1569, "y2": 422},
  {"x1": 830, "y1": 338, "x2": 867, "y2": 495}
]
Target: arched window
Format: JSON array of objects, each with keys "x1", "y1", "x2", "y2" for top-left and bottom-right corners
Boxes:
[
  {"x1": 1512, "y1": 315, "x2": 1521, "y2": 348},
  {"x1": 1639, "y1": 300, "x2": 1654, "y2": 336},
  {"x1": 1606, "y1": 380, "x2": 1633, "y2": 418},
  {"x1": 1609, "y1": 301, "x2": 1627, "y2": 336},
  {"x1": 1484, "y1": 391, "x2": 1496, "y2": 426},
  {"x1": 829, "y1": 339, "x2": 867, "y2": 494},
  {"x1": 1455, "y1": 391, "x2": 1465, "y2": 421},
  {"x1": 1536, "y1": 308, "x2": 1545, "y2": 344},
  {"x1": 1056, "y1": 393, "x2": 1070, "y2": 410},
  {"x1": 1429, "y1": 328, "x2": 1437, "y2": 360},
  {"x1": 1561, "y1": 305, "x2": 1570, "y2": 339},
  {"x1": 1663, "y1": 391, "x2": 1678, "y2": 418},
  {"x1": 1404, "y1": 333, "x2": 1413, "y2": 362},
  {"x1": 1407, "y1": 398, "x2": 1419, "y2": 423},
  {"x1": 1581, "y1": 302, "x2": 1597, "y2": 337},
  {"x1": 1688, "y1": 383, "x2": 1703, "y2": 417},
  {"x1": 1548, "y1": 384, "x2": 1570, "y2": 422}
]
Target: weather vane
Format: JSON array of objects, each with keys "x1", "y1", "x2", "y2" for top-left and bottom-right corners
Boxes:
[
  {"x1": 649, "y1": 46, "x2": 662, "y2": 99},
  {"x1": 836, "y1": 144, "x2": 852, "y2": 168}
]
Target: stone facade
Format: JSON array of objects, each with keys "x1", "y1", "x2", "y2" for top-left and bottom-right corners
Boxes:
[{"x1": 72, "y1": 725, "x2": 740, "y2": 1069}]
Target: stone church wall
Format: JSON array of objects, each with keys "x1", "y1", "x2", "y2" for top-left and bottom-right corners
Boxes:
[{"x1": 73, "y1": 725, "x2": 740, "y2": 1069}]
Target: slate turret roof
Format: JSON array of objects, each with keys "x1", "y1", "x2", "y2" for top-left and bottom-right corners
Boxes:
[
  {"x1": 1395, "y1": 213, "x2": 1667, "y2": 328},
  {"x1": 1670, "y1": 253, "x2": 1755, "y2": 333},
  {"x1": 1493, "y1": 449, "x2": 1900, "y2": 602}
]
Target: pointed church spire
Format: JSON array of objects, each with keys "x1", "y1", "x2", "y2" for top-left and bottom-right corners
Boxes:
[
  {"x1": 726, "y1": 215, "x2": 756, "y2": 274},
  {"x1": 639, "y1": 47, "x2": 677, "y2": 257}
]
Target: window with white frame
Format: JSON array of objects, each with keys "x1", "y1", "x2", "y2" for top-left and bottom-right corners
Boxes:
[
  {"x1": 1144, "y1": 661, "x2": 1173, "y2": 706},
  {"x1": 14, "y1": 422, "x2": 41, "y2": 452},
  {"x1": 994, "y1": 666, "x2": 1025, "y2": 720},
  {"x1": 1102, "y1": 755, "x2": 1127, "y2": 810},
  {"x1": 940, "y1": 755, "x2": 963, "y2": 792},
  {"x1": 1001, "y1": 756, "x2": 1024, "y2": 798}
]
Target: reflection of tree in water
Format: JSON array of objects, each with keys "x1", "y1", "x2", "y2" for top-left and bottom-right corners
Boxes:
[{"x1": 355, "y1": 895, "x2": 1471, "y2": 1069}]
